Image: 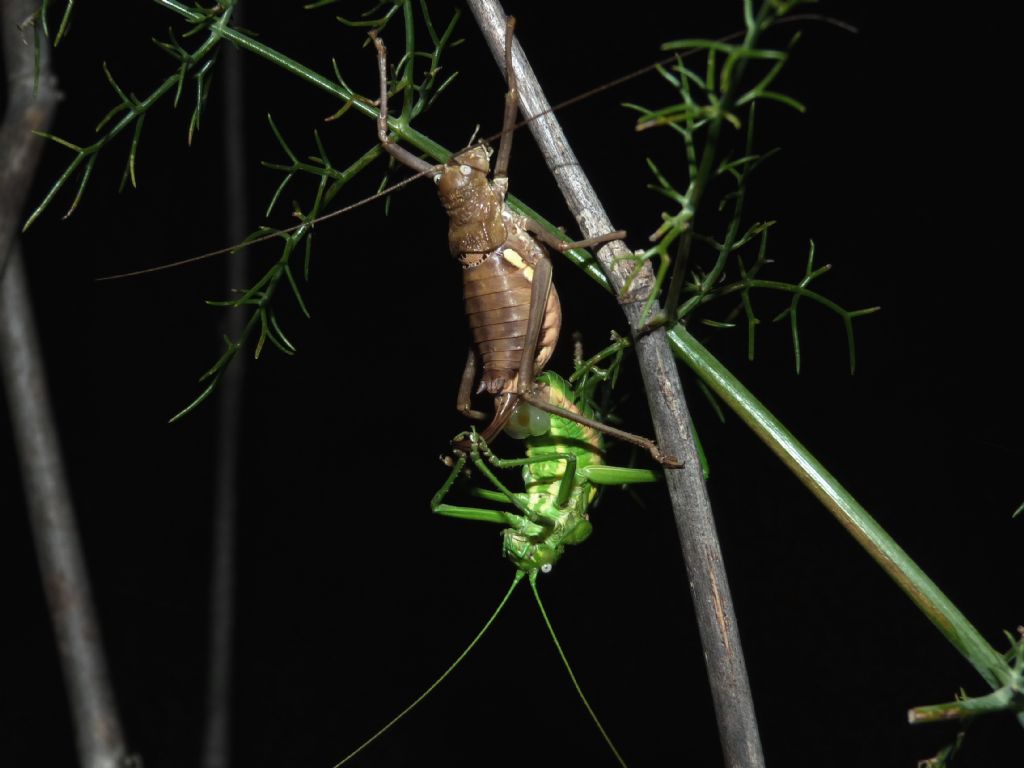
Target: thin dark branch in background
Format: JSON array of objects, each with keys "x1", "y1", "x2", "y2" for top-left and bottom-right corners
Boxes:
[
  {"x1": 466, "y1": 2, "x2": 766, "y2": 766},
  {"x1": 1, "y1": 3, "x2": 131, "y2": 768},
  {"x1": 202, "y1": 5, "x2": 248, "y2": 767}
]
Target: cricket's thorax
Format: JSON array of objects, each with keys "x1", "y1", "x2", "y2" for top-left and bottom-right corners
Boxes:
[{"x1": 438, "y1": 147, "x2": 506, "y2": 258}]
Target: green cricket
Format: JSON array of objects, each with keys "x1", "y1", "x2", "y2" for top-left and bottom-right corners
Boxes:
[{"x1": 333, "y1": 367, "x2": 661, "y2": 767}]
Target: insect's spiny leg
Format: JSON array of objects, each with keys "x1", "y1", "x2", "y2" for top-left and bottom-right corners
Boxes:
[
  {"x1": 523, "y1": 217, "x2": 627, "y2": 254},
  {"x1": 493, "y1": 16, "x2": 518, "y2": 181},
  {"x1": 369, "y1": 31, "x2": 437, "y2": 174},
  {"x1": 521, "y1": 392, "x2": 682, "y2": 468}
]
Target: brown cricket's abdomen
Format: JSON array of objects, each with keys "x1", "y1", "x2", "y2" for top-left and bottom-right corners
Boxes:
[{"x1": 462, "y1": 245, "x2": 560, "y2": 394}]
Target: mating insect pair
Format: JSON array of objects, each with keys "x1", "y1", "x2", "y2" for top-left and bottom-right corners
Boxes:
[{"x1": 332, "y1": 18, "x2": 678, "y2": 767}]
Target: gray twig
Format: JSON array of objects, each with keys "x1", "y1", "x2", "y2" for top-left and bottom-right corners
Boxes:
[
  {"x1": 0, "y1": 0, "x2": 59, "y2": 277},
  {"x1": 466, "y1": 3, "x2": 766, "y2": 766},
  {"x1": 0, "y1": 247, "x2": 131, "y2": 768},
  {"x1": 201, "y1": 6, "x2": 248, "y2": 767},
  {"x1": 1, "y1": 3, "x2": 131, "y2": 768}
]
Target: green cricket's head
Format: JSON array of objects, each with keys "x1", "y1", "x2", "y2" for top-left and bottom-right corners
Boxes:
[
  {"x1": 503, "y1": 531, "x2": 562, "y2": 574},
  {"x1": 501, "y1": 518, "x2": 593, "y2": 574}
]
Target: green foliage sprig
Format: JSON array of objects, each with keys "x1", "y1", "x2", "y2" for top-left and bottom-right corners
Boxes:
[
  {"x1": 170, "y1": 0, "x2": 461, "y2": 418},
  {"x1": 621, "y1": 0, "x2": 878, "y2": 373},
  {"x1": 25, "y1": 4, "x2": 234, "y2": 230}
]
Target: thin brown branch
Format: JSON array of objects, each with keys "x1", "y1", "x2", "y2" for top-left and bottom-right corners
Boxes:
[{"x1": 466, "y1": 2, "x2": 766, "y2": 766}]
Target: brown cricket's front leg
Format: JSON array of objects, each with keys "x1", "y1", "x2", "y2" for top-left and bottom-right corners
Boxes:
[
  {"x1": 370, "y1": 32, "x2": 439, "y2": 176},
  {"x1": 456, "y1": 347, "x2": 488, "y2": 421},
  {"x1": 492, "y1": 16, "x2": 518, "y2": 183}
]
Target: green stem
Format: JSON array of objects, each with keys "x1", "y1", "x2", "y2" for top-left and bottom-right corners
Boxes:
[
  {"x1": 152, "y1": 0, "x2": 610, "y2": 289},
  {"x1": 908, "y1": 686, "x2": 1021, "y2": 724},
  {"x1": 666, "y1": 324, "x2": 1010, "y2": 691},
  {"x1": 155, "y1": 0, "x2": 447, "y2": 158}
]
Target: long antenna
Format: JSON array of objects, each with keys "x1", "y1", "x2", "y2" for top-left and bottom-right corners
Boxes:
[
  {"x1": 529, "y1": 571, "x2": 630, "y2": 768},
  {"x1": 333, "y1": 571, "x2": 524, "y2": 767}
]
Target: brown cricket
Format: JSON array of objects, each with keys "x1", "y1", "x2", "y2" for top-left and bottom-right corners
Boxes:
[{"x1": 371, "y1": 18, "x2": 679, "y2": 466}]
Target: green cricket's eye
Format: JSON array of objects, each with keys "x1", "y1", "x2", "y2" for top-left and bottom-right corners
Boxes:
[
  {"x1": 540, "y1": 563, "x2": 553, "y2": 574},
  {"x1": 503, "y1": 401, "x2": 551, "y2": 440}
]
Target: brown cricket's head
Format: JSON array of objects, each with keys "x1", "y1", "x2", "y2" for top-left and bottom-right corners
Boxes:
[
  {"x1": 436, "y1": 145, "x2": 506, "y2": 259},
  {"x1": 436, "y1": 145, "x2": 491, "y2": 200}
]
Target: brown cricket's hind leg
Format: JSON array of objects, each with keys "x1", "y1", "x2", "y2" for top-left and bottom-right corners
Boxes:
[
  {"x1": 370, "y1": 32, "x2": 439, "y2": 176},
  {"x1": 477, "y1": 393, "x2": 520, "y2": 446},
  {"x1": 520, "y1": 391, "x2": 684, "y2": 468},
  {"x1": 516, "y1": 253, "x2": 553, "y2": 392},
  {"x1": 523, "y1": 218, "x2": 627, "y2": 253}
]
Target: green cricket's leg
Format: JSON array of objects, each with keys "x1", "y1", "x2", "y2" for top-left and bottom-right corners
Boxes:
[
  {"x1": 429, "y1": 451, "x2": 469, "y2": 510},
  {"x1": 469, "y1": 487, "x2": 514, "y2": 504},
  {"x1": 432, "y1": 435, "x2": 550, "y2": 536},
  {"x1": 430, "y1": 443, "x2": 530, "y2": 526},
  {"x1": 432, "y1": 504, "x2": 521, "y2": 526},
  {"x1": 473, "y1": 439, "x2": 580, "y2": 509},
  {"x1": 580, "y1": 465, "x2": 661, "y2": 485},
  {"x1": 464, "y1": 441, "x2": 540, "y2": 521},
  {"x1": 432, "y1": 491, "x2": 547, "y2": 541}
]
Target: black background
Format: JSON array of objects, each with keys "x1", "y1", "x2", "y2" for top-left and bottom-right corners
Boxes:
[{"x1": 3, "y1": 2, "x2": 1020, "y2": 767}]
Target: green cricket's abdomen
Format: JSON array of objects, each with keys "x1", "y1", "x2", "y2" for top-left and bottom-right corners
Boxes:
[
  {"x1": 522, "y1": 372, "x2": 604, "y2": 500},
  {"x1": 499, "y1": 372, "x2": 603, "y2": 573}
]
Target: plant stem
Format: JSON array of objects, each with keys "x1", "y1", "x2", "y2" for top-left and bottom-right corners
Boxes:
[
  {"x1": 2, "y1": 246, "x2": 132, "y2": 768},
  {"x1": 1, "y1": 6, "x2": 132, "y2": 767},
  {"x1": 470, "y1": 0, "x2": 1011, "y2": 716},
  {"x1": 201, "y1": 5, "x2": 248, "y2": 766},
  {"x1": 667, "y1": 325, "x2": 1011, "y2": 690},
  {"x1": 1, "y1": 0, "x2": 60, "y2": 276},
  {"x1": 468, "y1": 2, "x2": 767, "y2": 767}
]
